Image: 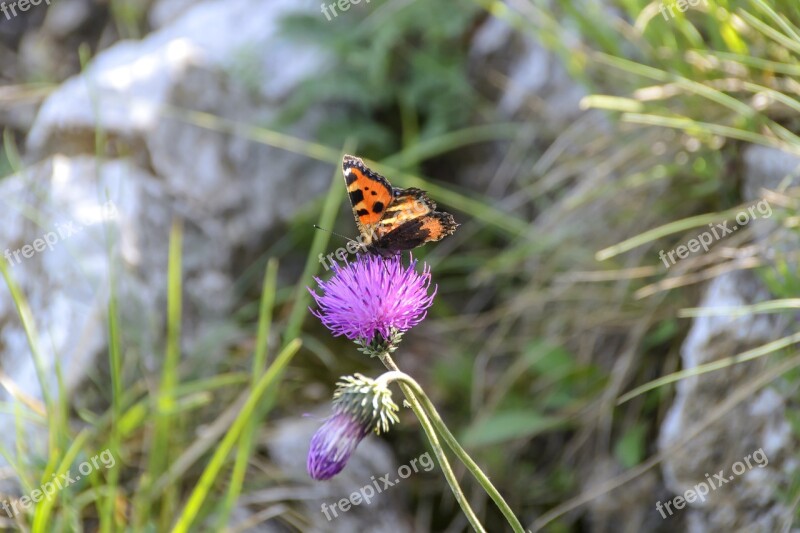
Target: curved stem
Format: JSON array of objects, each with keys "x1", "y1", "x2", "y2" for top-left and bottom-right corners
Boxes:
[
  {"x1": 377, "y1": 354, "x2": 486, "y2": 532},
  {"x1": 378, "y1": 355, "x2": 525, "y2": 533}
]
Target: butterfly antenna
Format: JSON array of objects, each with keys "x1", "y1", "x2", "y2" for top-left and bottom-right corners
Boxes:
[{"x1": 313, "y1": 224, "x2": 354, "y2": 243}]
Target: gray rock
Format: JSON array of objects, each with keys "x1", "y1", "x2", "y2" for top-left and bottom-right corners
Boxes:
[
  {"x1": 658, "y1": 146, "x2": 800, "y2": 532},
  {"x1": 42, "y1": 0, "x2": 92, "y2": 39},
  {"x1": 470, "y1": 15, "x2": 586, "y2": 133},
  {"x1": 658, "y1": 271, "x2": 793, "y2": 532},
  {"x1": 742, "y1": 145, "x2": 800, "y2": 201},
  {"x1": 0, "y1": 156, "x2": 166, "y2": 468},
  {"x1": 0, "y1": 0, "x2": 333, "y2": 491},
  {"x1": 260, "y1": 416, "x2": 414, "y2": 533}
]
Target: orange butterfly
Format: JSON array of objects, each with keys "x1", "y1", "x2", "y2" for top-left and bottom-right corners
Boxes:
[{"x1": 342, "y1": 155, "x2": 459, "y2": 256}]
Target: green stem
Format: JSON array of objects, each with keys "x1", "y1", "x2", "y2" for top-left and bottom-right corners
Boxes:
[
  {"x1": 378, "y1": 356, "x2": 525, "y2": 533},
  {"x1": 376, "y1": 355, "x2": 486, "y2": 532}
]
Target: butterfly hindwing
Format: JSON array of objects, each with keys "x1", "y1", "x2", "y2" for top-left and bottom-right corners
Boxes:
[
  {"x1": 341, "y1": 154, "x2": 459, "y2": 254},
  {"x1": 375, "y1": 211, "x2": 458, "y2": 253},
  {"x1": 373, "y1": 188, "x2": 436, "y2": 239}
]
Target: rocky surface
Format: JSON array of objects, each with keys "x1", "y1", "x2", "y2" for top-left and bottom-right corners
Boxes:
[
  {"x1": 470, "y1": 15, "x2": 586, "y2": 133},
  {"x1": 657, "y1": 146, "x2": 800, "y2": 532},
  {"x1": 0, "y1": 155, "x2": 166, "y2": 474},
  {"x1": 0, "y1": 0, "x2": 331, "y2": 481},
  {"x1": 260, "y1": 416, "x2": 414, "y2": 533}
]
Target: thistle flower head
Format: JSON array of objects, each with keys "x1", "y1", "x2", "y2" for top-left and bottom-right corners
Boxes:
[
  {"x1": 307, "y1": 373, "x2": 399, "y2": 480},
  {"x1": 309, "y1": 255, "x2": 436, "y2": 351},
  {"x1": 332, "y1": 373, "x2": 400, "y2": 434}
]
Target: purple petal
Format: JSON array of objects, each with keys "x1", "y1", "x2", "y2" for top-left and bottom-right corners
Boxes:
[
  {"x1": 307, "y1": 412, "x2": 370, "y2": 480},
  {"x1": 308, "y1": 255, "x2": 436, "y2": 343}
]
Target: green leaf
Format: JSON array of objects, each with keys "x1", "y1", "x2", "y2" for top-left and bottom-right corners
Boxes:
[
  {"x1": 462, "y1": 410, "x2": 568, "y2": 447},
  {"x1": 526, "y1": 342, "x2": 576, "y2": 380},
  {"x1": 614, "y1": 424, "x2": 647, "y2": 468}
]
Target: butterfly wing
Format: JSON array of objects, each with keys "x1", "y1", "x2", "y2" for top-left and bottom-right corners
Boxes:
[
  {"x1": 342, "y1": 155, "x2": 393, "y2": 244},
  {"x1": 373, "y1": 188, "x2": 459, "y2": 253}
]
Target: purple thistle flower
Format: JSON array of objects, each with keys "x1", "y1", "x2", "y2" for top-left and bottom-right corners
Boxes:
[
  {"x1": 307, "y1": 411, "x2": 371, "y2": 480},
  {"x1": 309, "y1": 254, "x2": 436, "y2": 346}
]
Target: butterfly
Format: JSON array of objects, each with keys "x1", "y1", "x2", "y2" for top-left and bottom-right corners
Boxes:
[{"x1": 342, "y1": 155, "x2": 459, "y2": 257}]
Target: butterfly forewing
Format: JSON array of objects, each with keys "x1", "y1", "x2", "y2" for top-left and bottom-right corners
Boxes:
[{"x1": 342, "y1": 155, "x2": 393, "y2": 241}]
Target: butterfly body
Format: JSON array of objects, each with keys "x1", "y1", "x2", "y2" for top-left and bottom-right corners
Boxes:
[{"x1": 342, "y1": 155, "x2": 458, "y2": 256}]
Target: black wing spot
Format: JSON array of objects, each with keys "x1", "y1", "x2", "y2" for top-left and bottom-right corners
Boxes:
[
  {"x1": 372, "y1": 201, "x2": 385, "y2": 214},
  {"x1": 349, "y1": 190, "x2": 365, "y2": 205},
  {"x1": 345, "y1": 172, "x2": 358, "y2": 186},
  {"x1": 371, "y1": 191, "x2": 377, "y2": 196},
  {"x1": 356, "y1": 208, "x2": 369, "y2": 216}
]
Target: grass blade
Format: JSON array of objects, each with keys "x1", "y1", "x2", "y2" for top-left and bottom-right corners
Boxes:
[
  {"x1": 215, "y1": 259, "x2": 279, "y2": 529},
  {"x1": 170, "y1": 339, "x2": 302, "y2": 533},
  {"x1": 133, "y1": 220, "x2": 184, "y2": 528},
  {"x1": 617, "y1": 331, "x2": 800, "y2": 404}
]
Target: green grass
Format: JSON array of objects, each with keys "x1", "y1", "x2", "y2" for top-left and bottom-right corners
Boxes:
[{"x1": 0, "y1": 184, "x2": 312, "y2": 530}]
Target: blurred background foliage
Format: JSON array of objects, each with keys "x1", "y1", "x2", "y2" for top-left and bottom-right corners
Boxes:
[
  {"x1": 287, "y1": 0, "x2": 800, "y2": 530},
  {"x1": 276, "y1": 0, "x2": 800, "y2": 529}
]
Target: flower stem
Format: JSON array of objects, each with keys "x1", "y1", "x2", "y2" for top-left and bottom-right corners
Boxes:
[
  {"x1": 376, "y1": 355, "x2": 486, "y2": 532},
  {"x1": 378, "y1": 355, "x2": 525, "y2": 533}
]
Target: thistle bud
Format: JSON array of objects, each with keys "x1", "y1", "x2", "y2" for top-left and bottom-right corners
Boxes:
[{"x1": 307, "y1": 374, "x2": 399, "y2": 480}]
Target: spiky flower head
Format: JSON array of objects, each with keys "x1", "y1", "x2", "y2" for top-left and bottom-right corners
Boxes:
[
  {"x1": 307, "y1": 374, "x2": 399, "y2": 480},
  {"x1": 332, "y1": 373, "x2": 400, "y2": 434},
  {"x1": 309, "y1": 254, "x2": 436, "y2": 354}
]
